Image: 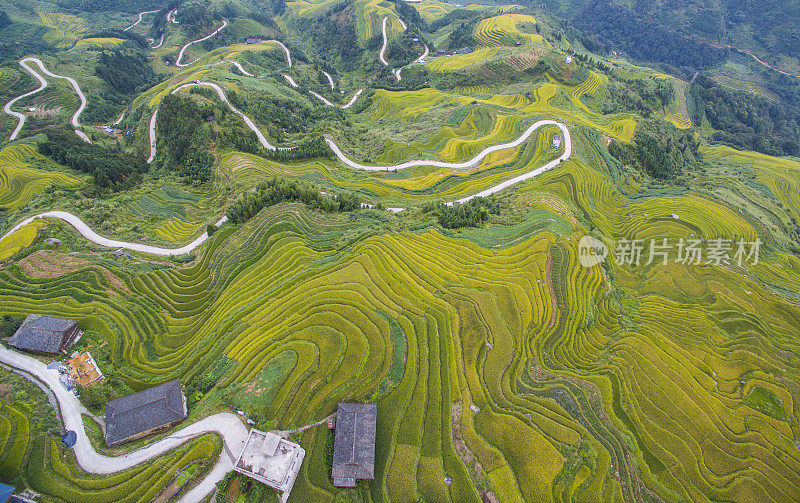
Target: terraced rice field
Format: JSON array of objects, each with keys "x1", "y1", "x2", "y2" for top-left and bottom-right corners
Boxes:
[
  {"x1": 427, "y1": 48, "x2": 500, "y2": 72},
  {"x1": 286, "y1": 0, "x2": 343, "y2": 18},
  {"x1": 0, "y1": 220, "x2": 44, "y2": 260},
  {"x1": 0, "y1": 392, "x2": 221, "y2": 503},
  {"x1": 6, "y1": 180, "x2": 798, "y2": 502},
  {"x1": 474, "y1": 14, "x2": 547, "y2": 48},
  {"x1": 664, "y1": 112, "x2": 692, "y2": 129},
  {"x1": 354, "y1": 0, "x2": 396, "y2": 41},
  {"x1": 413, "y1": 0, "x2": 459, "y2": 23},
  {"x1": 122, "y1": 186, "x2": 202, "y2": 221},
  {"x1": 72, "y1": 37, "x2": 124, "y2": 49},
  {"x1": 5, "y1": 122, "x2": 800, "y2": 503},
  {"x1": 712, "y1": 74, "x2": 780, "y2": 102},
  {"x1": 37, "y1": 9, "x2": 88, "y2": 49},
  {"x1": 223, "y1": 119, "x2": 561, "y2": 202},
  {"x1": 0, "y1": 145, "x2": 82, "y2": 209},
  {"x1": 702, "y1": 145, "x2": 800, "y2": 220},
  {"x1": 3, "y1": 8, "x2": 800, "y2": 503},
  {"x1": 154, "y1": 217, "x2": 201, "y2": 243}
]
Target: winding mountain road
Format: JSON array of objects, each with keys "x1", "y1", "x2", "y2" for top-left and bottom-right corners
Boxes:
[
  {"x1": 269, "y1": 39, "x2": 292, "y2": 68},
  {"x1": 123, "y1": 9, "x2": 159, "y2": 31},
  {"x1": 151, "y1": 33, "x2": 165, "y2": 49},
  {"x1": 283, "y1": 73, "x2": 298, "y2": 88},
  {"x1": 7, "y1": 116, "x2": 569, "y2": 254},
  {"x1": 5, "y1": 22, "x2": 571, "y2": 253},
  {"x1": 341, "y1": 89, "x2": 364, "y2": 109},
  {"x1": 414, "y1": 44, "x2": 429, "y2": 64},
  {"x1": 449, "y1": 122, "x2": 571, "y2": 204},
  {"x1": 3, "y1": 58, "x2": 48, "y2": 141},
  {"x1": 167, "y1": 8, "x2": 179, "y2": 24},
  {"x1": 322, "y1": 70, "x2": 335, "y2": 89},
  {"x1": 0, "y1": 344, "x2": 249, "y2": 503},
  {"x1": 326, "y1": 119, "x2": 569, "y2": 171},
  {"x1": 172, "y1": 81, "x2": 275, "y2": 150},
  {"x1": 379, "y1": 16, "x2": 425, "y2": 82},
  {"x1": 230, "y1": 61, "x2": 254, "y2": 76},
  {"x1": 3, "y1": 57, "x2": 90, "y2": 143},
  {"x1": 216, "y1": 60, "x2": 254, "y2": 77},
  {"x1": 147, "y1": 110, "x2": 158, "y2": 164},
  {"x1": 309, "y1": 88, "x2": 364, "y2": 109},
  {"x1": 176, "y1": 20, "x2": 228, "y2": 67},
  {"x1": 379, "y1": 16, "x2": 391, "y2": 66},
  {"x1": 1, "y1": 210, "x2": 228, "y2": 256}
]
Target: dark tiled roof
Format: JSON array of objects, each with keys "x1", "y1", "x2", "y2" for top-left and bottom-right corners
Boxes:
[
  {"x1": 332, "y1": 403, "x2": 377, "y2": 482},
  {"x1": 105, "y1": 379, "x2": 186, "y2": 445},
  {"x1": 9, "y1": 315, "x2": 77, "y2": 353}
]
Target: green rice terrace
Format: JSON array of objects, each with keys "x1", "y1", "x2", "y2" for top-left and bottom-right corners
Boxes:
[{"x1": 0, "y1": 0, "x2": 799, "y2": 502}]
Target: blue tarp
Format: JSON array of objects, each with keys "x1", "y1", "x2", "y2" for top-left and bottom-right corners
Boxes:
[{"x1": 0, "y1": 482, "x2": 15, "y2": 503}]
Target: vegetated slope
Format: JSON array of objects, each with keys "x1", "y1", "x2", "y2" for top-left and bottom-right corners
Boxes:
[
  {"x1": 542, "y1": 0, "x2": 800, "y2": 73},
  {"x1": 1, "y1": 3, "x2": 800, "y2": 503}
]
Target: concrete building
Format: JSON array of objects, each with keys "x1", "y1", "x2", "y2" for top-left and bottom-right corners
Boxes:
[
  {"x1": 234, "y1": 429, "x2": 305, "y2": 503},
  {"x1": 9, "y1": 315, "x2": 81, "y2": 354},
  {"x1": 331, "y1": 403, "x2": 377, "y2": 487},
  {"x1": 104, "y1": 379, "x2": 187, "y2": 446}
]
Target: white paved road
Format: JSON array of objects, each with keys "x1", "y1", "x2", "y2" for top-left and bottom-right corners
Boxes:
[
  {"x1": 379, "y1": 16, "x2": 391, "y2": 66},
  {"x1": 309, "y1": 90, "x2": 335, "y2": 107},
  {"x1": 379, "y1": 16, "x2": 424, "y2": 82},
  {"x1": 172, "y1": 81, "x2": 276, "y2": 150},
  {"x1": 3, "y1": 58, "x2": 48, "y2": 141},
  {"x1": 0, "y1": 344, "x2": 249, "y2": 503},
  {"x1": 5, "y1": 116, "x2": 568, "y2": 253},
  {"x1": 123, "y1": 10, "x2": 159, "y2": 31},
  {"x1": 268, "y1": 40, "x2": 292, "y2": 67},
  {"x1": 326, "y1": 119, "x2": 569, "y2": 171},
  {"x1": 322, "y1": 70, "x2": 335, "y2": 89},
  {"x1": 3, "y1": 57, "x2": 90, "y2": 143},
  {"x1": 176, "y1": 20, "x2": 228, "y2": 67},
  {"x1": 1, "y1": 211, "x2": 228, "y2": 256},
  {"x1": 414, "y1": 44, "x2": 429, "y2": 64},
  {"x1": 229, "y1": 61, "x2": 253, "y2": 76},
  {"x1": 341, "y1": 89, "x2": 364, "y2": 109},
  {"x1": 448, "y1": 121, "x2": 571, "y2": 204},
  {"x1": 146, "y1": 110, "x2": 158, "y2": 164},
  {"x1": 310, "y1": 89, "x2": 364, "y2": 109},
  {"x1": 151, "y1": 33, "x2": 165, "y2": 49},
  {"x1": 283, "y1": 73, "x2": 298, "y2": 88}
]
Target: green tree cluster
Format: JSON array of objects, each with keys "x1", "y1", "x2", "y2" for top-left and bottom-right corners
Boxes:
[
  {"x1": 609, "y1": 120, "x2": 700, "y2": 179},
  {"x1": 226, "y1": 178, "x2": 361, "y2": 224},
  {"x1": 423, "y1": 197, "x2": 501, "y2": 229},
  {"x1": 157, "y1": 94, "x2": 217, "y2": 183},
  {"x1": 38, "y1": 129, "x2": 146, "y2": 191},
  {"x1": 689, "y1": 75, "x2": 800, "y2": 157}
]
